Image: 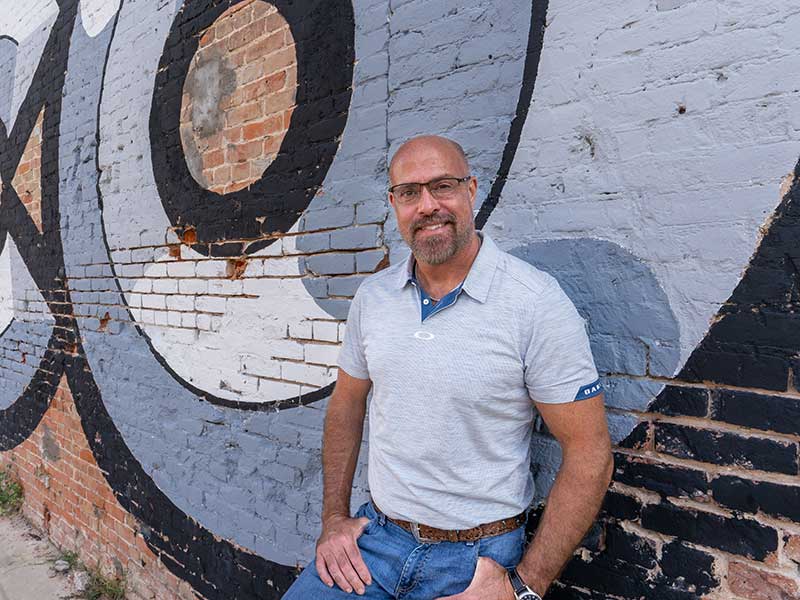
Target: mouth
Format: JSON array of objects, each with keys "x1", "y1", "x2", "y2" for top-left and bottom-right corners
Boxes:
[{"x1": 414, "y1": 221, "x2": 453, "y2": 235}]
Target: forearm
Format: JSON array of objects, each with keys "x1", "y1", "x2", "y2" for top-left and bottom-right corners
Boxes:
[
  {"x1": 320, "y1": 389, "x2": 368, "y2": 525},
  {"x1": 516, "y1": 450, "x2": 613, "y2": 596}
]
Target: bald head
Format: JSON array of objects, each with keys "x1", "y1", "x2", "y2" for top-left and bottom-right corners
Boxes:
[{"x1": 388, "y1": 135, "x2": 470, "y2": 185}]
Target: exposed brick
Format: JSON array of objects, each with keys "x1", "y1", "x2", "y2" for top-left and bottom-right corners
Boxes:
[{"x1": 727, "y1": 561, "x2": 800, "y2": 600}]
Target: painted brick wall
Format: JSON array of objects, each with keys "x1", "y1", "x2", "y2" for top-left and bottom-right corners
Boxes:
[{"x1": 1, "y1": 0, "x2": 799, "y2": 598}]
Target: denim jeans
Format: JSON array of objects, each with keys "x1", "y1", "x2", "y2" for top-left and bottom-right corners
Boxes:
[{"x1": 282, "y1": 499, "x2": 527, "y2": 599}]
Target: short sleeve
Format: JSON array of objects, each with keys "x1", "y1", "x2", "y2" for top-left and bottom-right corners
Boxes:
[
  {"x1": 524, "y1": 278, "x2": 601, "y2": 404},
  {"x1": 337, "y1": 287, "x2": 370, "y2": 380}
]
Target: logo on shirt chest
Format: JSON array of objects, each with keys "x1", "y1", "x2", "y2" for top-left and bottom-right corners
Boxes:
[{"x1": 413, "y1": 331, "x2": 436, "y2": 340}]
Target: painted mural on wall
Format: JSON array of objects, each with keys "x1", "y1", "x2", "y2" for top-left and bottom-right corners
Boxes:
[{"x1": 1, "y1": 0, "x2": 799, "y2": 598}]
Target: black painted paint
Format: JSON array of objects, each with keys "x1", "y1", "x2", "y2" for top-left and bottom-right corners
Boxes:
[
  {"x1": 149, "y1": 0, "x2": 355, "y2": 257},
  {"x1": 0, "y1": 0, "x2": 78, "y2": 451},
  {"x1": 648, "y1": 385, "x2": 708, "y2": 418},
  {"x1": 475, "y1": 0, "x2": 549, "y2": 229},
  {"x1": 711, "y1": 474, "x2": 800, "y2": 522},
  {"x1": 654, "y1": 422, "x2": 799, "y2": 475},
  {"x1": 710, "y1": 388, "x2": 800, "y2": 436},
  {"x1": 641, "y1": 501, "x2": 778, "y2": 561},
  {"x1": 613, "y1": 454, "x2": 709, "y2": 499},
  {"x1": 658, "y1": 541, "x2": 718, "y2": 595}
]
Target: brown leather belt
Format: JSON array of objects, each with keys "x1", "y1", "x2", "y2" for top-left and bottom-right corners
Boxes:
[{"x1": 370, "y1": 499, "x2": 526, "y2": 543}]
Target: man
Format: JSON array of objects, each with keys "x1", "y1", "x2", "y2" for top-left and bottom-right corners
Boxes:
[{"x1": 282, "y1": 135, "x2": 613, "y2": 600}]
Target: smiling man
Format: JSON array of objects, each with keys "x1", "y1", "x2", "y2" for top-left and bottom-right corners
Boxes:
[{"x1": 282, "y1": 135, "x2": 613, "y2": 600}]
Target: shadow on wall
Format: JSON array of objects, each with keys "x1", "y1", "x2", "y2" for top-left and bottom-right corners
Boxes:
[{"x1": 510, "y1": 239, "x2": 680, "y2": 501}]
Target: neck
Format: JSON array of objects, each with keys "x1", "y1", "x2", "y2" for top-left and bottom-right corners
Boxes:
[{"x1": 414, "y1": 233, "x2": 481, "y2": 293}]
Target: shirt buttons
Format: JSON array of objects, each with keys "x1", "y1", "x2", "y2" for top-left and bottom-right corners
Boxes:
[{"x1": 423, "y1": 299, "x2": 430, "y2": 305}]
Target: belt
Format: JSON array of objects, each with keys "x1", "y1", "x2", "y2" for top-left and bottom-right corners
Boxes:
[{"x1": 370, "y1": 498, "x2": 527, "y2": 543}]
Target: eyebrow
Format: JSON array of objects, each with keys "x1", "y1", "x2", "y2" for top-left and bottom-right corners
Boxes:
[{"x1": 391, "y1": 173, "x2": 464, "y2": 186}]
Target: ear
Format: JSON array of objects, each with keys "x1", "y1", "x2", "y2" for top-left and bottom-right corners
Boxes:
[
  {"x1": 388, "y1": 192, "x2": 396, "y2": 208},
  {"x1": 468, "y1": 176, "x2": 478, "y2": 207}
]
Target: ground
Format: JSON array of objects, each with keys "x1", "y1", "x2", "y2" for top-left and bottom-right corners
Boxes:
[{"x1": 0, "y1": 514, "x2": 75, "y2": 600}]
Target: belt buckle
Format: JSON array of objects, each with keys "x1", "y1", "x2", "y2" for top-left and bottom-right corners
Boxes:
[{"x1": 410, "y1": 521, "x2": 439, "y2": 544}]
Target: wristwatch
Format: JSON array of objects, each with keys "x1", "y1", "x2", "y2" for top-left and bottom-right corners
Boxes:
[{"x1": 508, "y1": 568, "x2": 543, "y2": 600}]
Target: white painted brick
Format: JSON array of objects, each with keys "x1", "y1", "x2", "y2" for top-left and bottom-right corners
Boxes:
[
  {"x1": 280, "y1": 362, "x2": 334, "y2": 387},
  {"x1": 288, "y1": 320, "x2": 313, "y2": 340},
  {"x1": 263, "y1": 256, "x2": 302, "y2": 277},
  {"x1": 152, "y1": 278, "x2": 179, "y2": 294},
  {"x1": 167, "y1": 261, "x2": 196, "y2": 278},
  {"x1": 166, "y1": 294, "x2": 195, "y2": 311},
  {"x1": 304, "y1": 343, "x2": 341, "y2": 367},
  {"x1": 312, "y1": 320, "x2": 339, "y2": 342},
  {"x1": 240, "y1": 354, "x2": 281, "y2": 379},
  {"x1": 167, "y1": 311, "x2": 183, "y2": 327},
  {"x1": 179, "y1": 279, "x2": 208, "y2": 295},
  {"x1": 196, "y1": 260, "x2": 227, "y2": 278},
  {"x1": 269, "y1": 340, "x2": 304, "y2": 361},
  {"x1": 197, "y1": 313, "x2": 213, "y2": 331},
  {"x1": 195, "y1": 296, "x2": 227, "y2": 314},
  {"x1": 258, "y1": 379, "x2": 302, "y2": 400},
  {"x1": 141, "y1": 294, "x2": 166, "y2": 310}
]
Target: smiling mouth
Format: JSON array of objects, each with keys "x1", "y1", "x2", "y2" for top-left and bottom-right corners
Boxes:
[{"x1": 415, "y1": 222, "x2": 452, "y2": 233}]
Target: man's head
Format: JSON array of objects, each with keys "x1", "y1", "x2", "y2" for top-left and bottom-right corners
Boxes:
[{"x1": 388, "y1": 135, "x2": 478, "y2": 266}]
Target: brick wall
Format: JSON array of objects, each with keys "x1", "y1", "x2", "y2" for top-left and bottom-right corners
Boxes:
[{"x1": 0, "y1": 0, "x2": 799, "y2": 598}]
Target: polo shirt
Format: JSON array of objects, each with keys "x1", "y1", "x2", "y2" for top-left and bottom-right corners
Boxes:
[{"x1": 337, "y1": 232, "x2": 601, "y2": 529}]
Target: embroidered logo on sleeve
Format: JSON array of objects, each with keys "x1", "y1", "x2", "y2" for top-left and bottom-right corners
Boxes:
[{"x1": 576, "y1": 380, "x2": 603, "y2": 400}]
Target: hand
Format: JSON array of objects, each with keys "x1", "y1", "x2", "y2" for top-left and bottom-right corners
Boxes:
[
  {"x1": 315, "y1": 514, "x2": 373, "y2": 595},
  {"x1": 434, "y1": 556, "x2": 516, "y2": 600}
]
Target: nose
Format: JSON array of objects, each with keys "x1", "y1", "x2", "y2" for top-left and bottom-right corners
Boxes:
[{"x1": 416, "y1": 185, "x2": 440, "y2": 215}]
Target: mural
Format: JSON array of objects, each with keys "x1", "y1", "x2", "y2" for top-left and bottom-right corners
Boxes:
[{"x1": 1, "y1": 0, "x2": 799, "y2": 598}]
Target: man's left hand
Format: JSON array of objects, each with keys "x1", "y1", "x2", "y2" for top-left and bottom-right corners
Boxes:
[{"x1": 434, "y1": 556, "x2": 516, "y2": 600}]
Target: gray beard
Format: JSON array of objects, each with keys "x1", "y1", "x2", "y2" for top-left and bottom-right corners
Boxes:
[{"x1": 409, "y1": 223, "x2": 474, "y2": 265}]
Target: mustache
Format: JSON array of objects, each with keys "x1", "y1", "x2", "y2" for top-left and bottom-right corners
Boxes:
[{"x1": 412, "y1": 215, "x2": 455, "y2": 232}]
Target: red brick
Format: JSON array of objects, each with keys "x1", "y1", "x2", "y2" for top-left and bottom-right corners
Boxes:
[
  {"x1": 227, "y1": 102, "x2": 261, "y2": 126},
  {"x1": 728, "y1": 561, "x2": 800, "y2": 600},
  {"x1": 787, "y1": 536, "x2": 800, "y2": 565},
  {"x1": 245, "y1": 30, "x2": 285, "y2": 62}
]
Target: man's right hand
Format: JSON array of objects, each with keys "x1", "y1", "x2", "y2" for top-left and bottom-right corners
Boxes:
[{"x1": 315, "y1": 514, "x2": 373, "y2": 595}]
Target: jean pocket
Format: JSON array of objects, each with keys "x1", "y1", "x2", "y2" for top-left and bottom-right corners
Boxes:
[
  {"x1": 477, "y1": 525, "x2": 526, "y2": 569},
  {"x1": 354, "y1": 501, "x2": 379, "y2": 535}
]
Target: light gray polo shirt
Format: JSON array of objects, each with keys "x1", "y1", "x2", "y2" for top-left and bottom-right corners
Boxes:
[{"x1": 338, "y1": 233, "x2": 601, "y2": 529}]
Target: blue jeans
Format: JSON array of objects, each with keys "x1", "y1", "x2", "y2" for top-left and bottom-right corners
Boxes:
[{"x1": 282, "y1": 500, "x2": 527, "y2": 599}]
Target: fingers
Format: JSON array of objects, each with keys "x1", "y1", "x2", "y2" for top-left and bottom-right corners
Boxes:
[
  {"x1": 314, "y1": 553, "x2": 335, "y2": 588},
  {"x1": 315, "y1": 528, "x2": 373, "y2": 595},
  {"x1": 334, "y1": 549, "x2": 368, "y2": 594},
  {"x1": 344, "y1": 539, "x2": 372, "y2": 587}
]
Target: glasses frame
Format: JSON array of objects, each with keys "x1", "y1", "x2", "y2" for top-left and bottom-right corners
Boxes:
[{"x1": 388, "y1": 176, "x2": 472, "y2": 205}]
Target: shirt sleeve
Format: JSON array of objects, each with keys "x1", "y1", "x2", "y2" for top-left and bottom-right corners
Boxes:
[
  {"x1": 524, "y1": 277, "x2": 602, "y2": 404},
  {"x1": 337, "y1": 287, "x2": 370, "y2": 380}
]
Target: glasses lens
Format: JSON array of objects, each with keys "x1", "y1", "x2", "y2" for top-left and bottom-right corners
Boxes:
[
  {"x1": 393, "y1": 184, "x2": 421, "y2": 203},
  {"x1": 429, "y1": 178, "x2": 459, "y2": 199}
]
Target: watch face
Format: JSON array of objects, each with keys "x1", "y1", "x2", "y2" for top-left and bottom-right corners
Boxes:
[{"x1": 519, "y1": 593, "x2": 541, "y2": 600}]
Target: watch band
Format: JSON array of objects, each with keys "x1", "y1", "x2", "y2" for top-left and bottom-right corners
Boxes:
[{"x1": 508, "y1": 568, "x2": 542, "y2": 600}]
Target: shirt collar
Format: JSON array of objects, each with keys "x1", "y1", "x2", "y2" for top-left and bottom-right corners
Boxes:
[{"x1": 396, "y1": 231, "x2": 499, "y2": 304}]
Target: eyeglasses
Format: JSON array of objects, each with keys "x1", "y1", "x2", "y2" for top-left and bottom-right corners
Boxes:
[{"x1": 388, "y1": 176, "x2": 471, "y2": 206}]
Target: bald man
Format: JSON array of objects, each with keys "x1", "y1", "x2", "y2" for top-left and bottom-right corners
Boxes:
[{"x1": 281, "y1": 136, "x2": 613, "y2": 600}]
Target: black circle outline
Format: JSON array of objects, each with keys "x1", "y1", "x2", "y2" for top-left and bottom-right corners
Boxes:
[{"x1": 149, "y1": 0, "x2": 356, "y2": 257}]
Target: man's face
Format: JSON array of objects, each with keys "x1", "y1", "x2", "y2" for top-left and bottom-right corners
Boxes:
[{"x1": 389, "y1": 141, "x2": 478, "y2": 265}]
